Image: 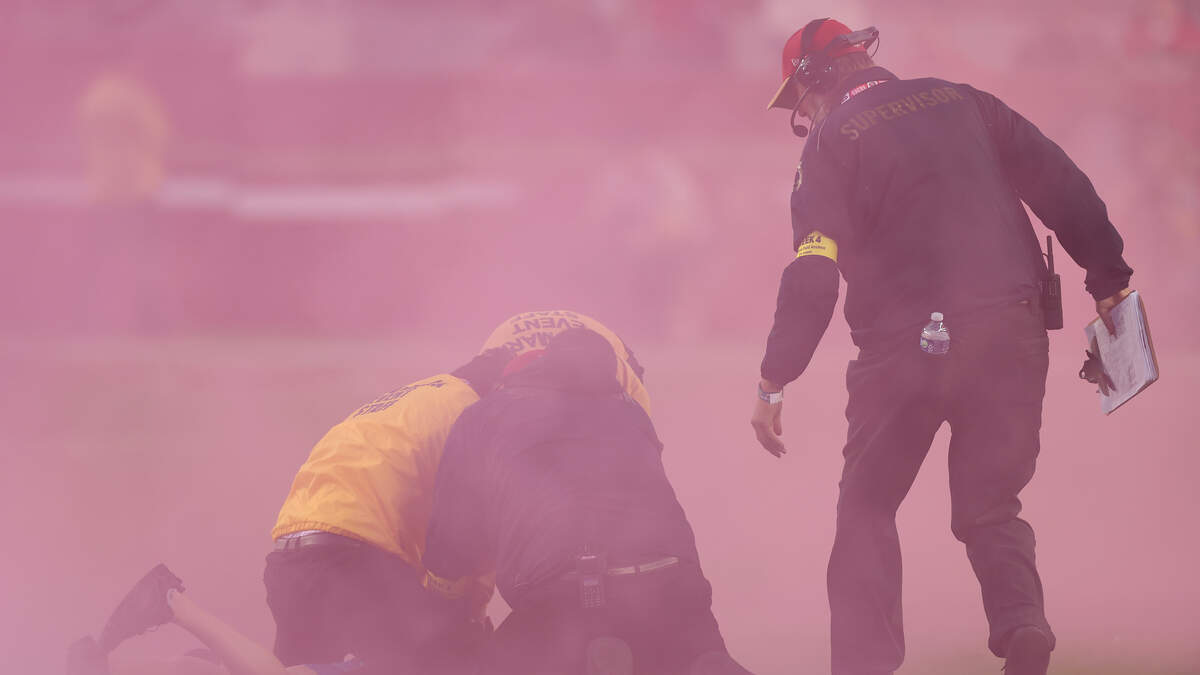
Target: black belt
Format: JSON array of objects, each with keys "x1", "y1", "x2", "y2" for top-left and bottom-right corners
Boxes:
[
  {"x1": 273, "y1": 531, "x2": 363, "y2": 551},
  {"x1": 560, "y1": 555, "x2": 680, "y2": 580},
  {"x1": 853, "y1": 295, "x2": 1040, "y2": 352}
]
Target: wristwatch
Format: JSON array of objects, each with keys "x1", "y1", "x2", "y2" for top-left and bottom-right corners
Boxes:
[{"x1": 757, "y1": 383, "x2": 784, "y2": 405}]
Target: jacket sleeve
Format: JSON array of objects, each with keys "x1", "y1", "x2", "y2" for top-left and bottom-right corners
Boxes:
[
  {"x1": 422, "y1": 407, "x2": 494, "y2": 598},
  {"x1": 760, "y1": 255, "x2": 840, "y2": 386},
  {"x1": 762, "y1": 136, "x2": 849, "y2": 387},
  {"x1": 968, "y1": 86, "x2": 1133, "y2": 300},
  {"x1": 790, "y1": 139, "x2": 855, "y2": 250}
]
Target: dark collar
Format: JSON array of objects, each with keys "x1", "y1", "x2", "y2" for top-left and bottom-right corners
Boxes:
[{"x1": 834, "y1": 66, "x2": 898, "y2": 104}]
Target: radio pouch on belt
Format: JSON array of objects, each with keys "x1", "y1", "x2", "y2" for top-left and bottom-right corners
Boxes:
[
  {"x1": 1041, "y1": 236, "x2": 1064, "y2": 330},
  {"x1": 576, "y1": 553, "x2": 607, "y2": 609}
]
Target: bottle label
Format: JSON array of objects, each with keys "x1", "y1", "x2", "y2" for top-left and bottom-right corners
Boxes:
[{"x1": 920, "y1": 330, "x2": 950, "y2": 355}]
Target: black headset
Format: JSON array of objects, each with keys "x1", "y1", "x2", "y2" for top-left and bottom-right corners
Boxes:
[
  {"x1": 788, "y1": 19, "x2": 880, "y2": 137},
  {"x1": 792, "y1": 19, "x2": 880, "y2": 93}
]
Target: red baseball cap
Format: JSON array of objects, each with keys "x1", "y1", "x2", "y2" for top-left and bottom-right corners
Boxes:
[{"x1": 767, "y1": 18, "x2": 869, "y2": 110}]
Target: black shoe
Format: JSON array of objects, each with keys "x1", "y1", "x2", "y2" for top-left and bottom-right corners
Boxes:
[
  {"x1": 97, "y1": 564, "x2": 185, "y2": 653},
  {"x1": 66, "y1": 636, "x2": 110, "y2": 675},
  {"x1": 1003, "y1": 626, "x2": 1051, "y2": 675}
]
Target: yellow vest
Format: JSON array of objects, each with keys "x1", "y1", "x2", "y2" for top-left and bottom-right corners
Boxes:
[{"x1": 272, "y1": 374, "x2": 493, "y2": 612}]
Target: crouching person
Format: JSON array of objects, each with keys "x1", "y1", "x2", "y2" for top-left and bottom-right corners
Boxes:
[
  {"x1": 422, "y1": 328, "x2": 753, "y2": 675},
  {"x1": 265, "y1": 347, "x2": 514, "y2": 674}
]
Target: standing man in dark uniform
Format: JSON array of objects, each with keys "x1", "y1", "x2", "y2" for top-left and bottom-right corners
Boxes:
[{"x1": 748, "y1": 18, "x2": 1136, "y2": 675}]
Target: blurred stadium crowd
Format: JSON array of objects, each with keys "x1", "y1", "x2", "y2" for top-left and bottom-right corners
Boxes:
[{"x1": 1, "y1": 0, "x2": 1196, "y2": 341}]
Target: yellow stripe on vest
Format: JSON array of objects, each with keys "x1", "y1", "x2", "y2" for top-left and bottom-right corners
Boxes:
[{"x1": 796, "y1": 230, "x2": 838, "y2": 262}]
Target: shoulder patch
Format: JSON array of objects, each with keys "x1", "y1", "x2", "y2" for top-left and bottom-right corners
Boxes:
[{"x1": 796, "y1": 230, "x2": 838, "y2": 262}]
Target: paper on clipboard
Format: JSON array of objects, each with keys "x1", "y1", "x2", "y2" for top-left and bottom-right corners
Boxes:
[{"x1": 1083, "y1": 290, "x2": 1159, "y2": 414}]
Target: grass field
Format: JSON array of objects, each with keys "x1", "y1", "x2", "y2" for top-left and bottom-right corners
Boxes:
[{"x1": 2, "y1": 335, "x2": 1196, "y2": 674}]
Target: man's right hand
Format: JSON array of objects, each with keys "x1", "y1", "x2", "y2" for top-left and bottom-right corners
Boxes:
[
  {"x1": 1096, "y1": 288, "x2": 1133, "y2": 336},
  {"x1": 750, "y1": 379, "x2": 786, "y2": 458}
]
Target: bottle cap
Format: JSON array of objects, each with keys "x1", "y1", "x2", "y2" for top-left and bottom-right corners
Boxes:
[{"x1": 930, "y1": 312, "x2": 943, "y2": 321}]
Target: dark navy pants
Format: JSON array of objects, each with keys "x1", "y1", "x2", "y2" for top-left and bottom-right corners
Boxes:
[{"x1": 829, "y1": 301, "x2": 1056, "y2": 675}]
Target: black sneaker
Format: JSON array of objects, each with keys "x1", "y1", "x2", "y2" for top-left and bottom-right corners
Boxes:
[
  {"x1": 66, "y1": 636, "x2": 110, "y2": 675},
  {"x1": 1003, "y1": 626, "x2": 1051, "y2": 675},
  {"x1": 97, "y1": 564, "x2": 185, "y2": 653}
]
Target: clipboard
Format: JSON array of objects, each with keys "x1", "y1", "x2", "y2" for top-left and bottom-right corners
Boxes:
[{"x1": 1082, "y1": 290, "x2": 1159, "y2": 414}]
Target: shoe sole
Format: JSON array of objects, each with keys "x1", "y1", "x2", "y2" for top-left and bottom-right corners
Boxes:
[{"x1": 98, "y1": 564, "x2": 185, "y2": 652}]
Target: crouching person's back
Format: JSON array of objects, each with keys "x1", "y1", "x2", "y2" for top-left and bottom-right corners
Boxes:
[{"x1": 423, "y1": 328, "x2": 752, "y2": 675}]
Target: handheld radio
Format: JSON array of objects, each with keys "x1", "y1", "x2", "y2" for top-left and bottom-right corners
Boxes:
[
  {"x1": 576, "y1": 552, "x2": 607, "y2": 609},
  {"x1": 1042, "y1": 235, "x2": 1063, "y2": 330}
]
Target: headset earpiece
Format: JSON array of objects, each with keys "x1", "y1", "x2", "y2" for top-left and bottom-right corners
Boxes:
[
  {"x1": 794, "y1": 18, "x2": 837, "y2": 93},
  {"x1": 785, "y1": 21, "x2": 881, "y2": 139},
  {"x1": 791, "y1": 20, "x2": 880, "y2": 95}
]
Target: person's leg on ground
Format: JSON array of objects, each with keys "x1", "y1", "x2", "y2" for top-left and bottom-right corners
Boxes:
[
  {"x1": 829, "y1": 346, "x2": 946, "y2": 675},
  {"x1": 105, "y1": 652, "x2": 330, "y2": 675},
  {"x1": 71, "y1": 563, "x2": 324, "y2": 675},
  {"x1": 106, "y1": 655, "x2": 228, "y2": 675},
  {"x1": 168, "y1": 589, "x2": 290, "y2": 675}
]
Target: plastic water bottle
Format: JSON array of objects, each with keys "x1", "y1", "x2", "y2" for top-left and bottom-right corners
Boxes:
[{"x1": 919, "y1": 312, "x2": 950, "y2": 355}]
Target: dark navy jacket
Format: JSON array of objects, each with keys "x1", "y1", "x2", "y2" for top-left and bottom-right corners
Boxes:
[
  {"x1": 423, "y1": 332, "x2": 701, "y2": 609},
  {"x1": 761, "y1": 67, "x2": 1133, "y2": 384}
]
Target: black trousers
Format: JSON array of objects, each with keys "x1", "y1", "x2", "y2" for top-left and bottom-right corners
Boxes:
[
  {"x1": 263, "y1": 542, "x2": 484, "y2": 674},
  {"x1": 484, "y1": 564, "x2": 750, "y2": 675},
  {"x1": 828, "y1": 301, "x2": 1056, "y2": 675}
]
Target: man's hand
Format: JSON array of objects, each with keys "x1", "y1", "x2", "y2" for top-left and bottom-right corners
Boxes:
[
  {"x1": 751, "y1": 379, "x2": 786, "y2": 457},
  {"x1": 1096, "y1": 288, "x2": 1133, "y2": 336}
]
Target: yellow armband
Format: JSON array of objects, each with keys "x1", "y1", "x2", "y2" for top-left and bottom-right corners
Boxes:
[{"x1": 796, "y1": 230, "x2": 838, "y2": 262}]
